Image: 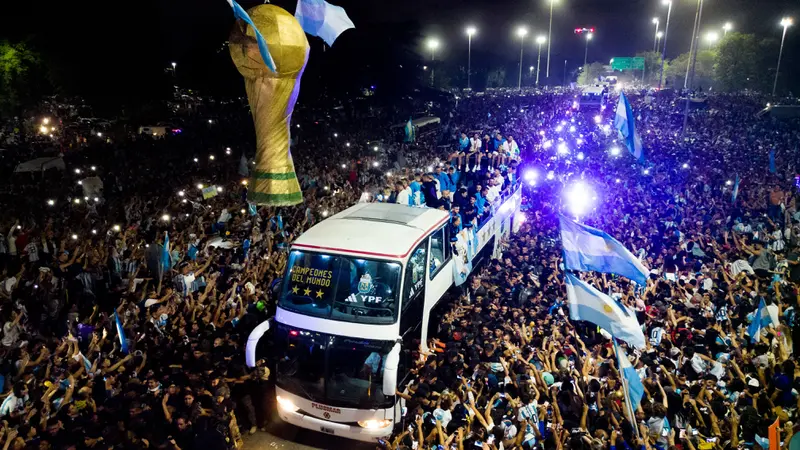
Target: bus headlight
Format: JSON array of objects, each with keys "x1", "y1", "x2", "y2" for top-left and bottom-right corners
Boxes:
[
  {"x1": 276, "y1": 395, "x2": 299, "y2": 413},
  {"x1": 357, "y1": 419, "x2": 392, "y2": 429}
]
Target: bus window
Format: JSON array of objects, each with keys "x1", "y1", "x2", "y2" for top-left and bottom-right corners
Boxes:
[
  {"x1": 279, "y1": 251, "x2": 401, "y2": 325},
  {"x1": 274, "y1": 323, "x2": 395, "y2": 409},
  {"x1": 404, "y1": 242, "x2": 427, "y2": 305},
  {"x1": 444, "y1": 224, "x2": 452, "y2": 261},
  {"x1": 429, "y1": 227, "x2": 446, "y2": 279}
]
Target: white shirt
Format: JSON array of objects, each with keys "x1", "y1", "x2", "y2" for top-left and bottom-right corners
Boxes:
[
  {"x1": 433, "y1": 408, "x2": 452, "y2": 429},
  {"x1": 0, "y1": 393, "x2": 28, "y2": 417},
  {"x1": 486, "y1": 185, "x2": 501, "y2": 204},
  {"x1": 2, "y1": 321, "x2": 21, "y2": 347},
  {"x1": 396, "y1": 188, "x2": 411, "y2": 205},
  {"x1": 470, "y1": 137, "x2": 481, "y2": 152}
]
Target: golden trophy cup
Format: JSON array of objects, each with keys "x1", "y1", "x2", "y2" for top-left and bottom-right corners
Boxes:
[{"x1": 229, "y1": 4, "x2": 309, "y2": 206}]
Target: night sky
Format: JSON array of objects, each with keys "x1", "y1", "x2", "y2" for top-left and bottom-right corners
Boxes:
[{"x1": 2, "y1": 0, "x2": 798, "y2": 104}]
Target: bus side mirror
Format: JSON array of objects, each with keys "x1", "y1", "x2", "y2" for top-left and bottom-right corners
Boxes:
[
  {"x1": 246, "y1": 319, "x2": 271, "y2": 368},
  {"x1": 382, "y1": 342, "x2": 401, "y2": 396},
  {"x1": 270, "y1": 278, "x2": 284, "y2": 298}
]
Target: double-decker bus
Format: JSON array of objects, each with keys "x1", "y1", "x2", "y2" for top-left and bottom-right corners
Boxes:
[{"x1": 246, "y1": 187, "x2": 522, "y2": 442}]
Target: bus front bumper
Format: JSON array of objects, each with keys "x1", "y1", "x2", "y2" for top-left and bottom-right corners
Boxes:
[{"x1": 277, "y1": 408, "x2": 393, "y2": 443}]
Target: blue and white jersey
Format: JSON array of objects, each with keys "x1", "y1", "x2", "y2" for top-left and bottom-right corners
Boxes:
[{"x1": 649, "y1": 327, "x2": 665, "y2": 347}]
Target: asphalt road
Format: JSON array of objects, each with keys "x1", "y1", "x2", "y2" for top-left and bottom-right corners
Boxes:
[{"x1": 240, "y1": 386, "x2": 379, "y2": 450}]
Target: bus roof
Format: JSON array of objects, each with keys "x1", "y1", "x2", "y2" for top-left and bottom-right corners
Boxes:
[
  {"x1": 291, "y1": 203, "x2": 450, "y2": 260},
  {"x1": 581, "y1": 86, "x2": 607, "y2": 95}
]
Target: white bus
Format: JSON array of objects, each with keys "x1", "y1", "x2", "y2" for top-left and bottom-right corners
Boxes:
[
  {"x1": 246, "y1": 187, "x2": 522, "y2": 442},
  {"x1": 579, "y1": 85, "x2": 609, "y2": 111}
]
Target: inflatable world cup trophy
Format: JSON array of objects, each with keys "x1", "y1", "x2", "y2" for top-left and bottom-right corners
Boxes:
[{"x1": 229, "y1": 5, "x2": 309, "y2": 206}]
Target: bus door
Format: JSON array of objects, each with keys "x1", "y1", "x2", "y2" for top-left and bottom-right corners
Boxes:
[{"x1": 397, "y1": 239, "x2": 427, "y2": 389}]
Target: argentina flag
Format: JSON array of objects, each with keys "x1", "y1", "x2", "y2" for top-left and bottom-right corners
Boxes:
[
  {"x1": 404, "y1": 118, "x2": 416, "y2": 143},
  {"x1": 295, "y1": 0, "x2": 355, "y2": 47},
  {"x1": 227, "y1": 0, "x2": 276, "y2": 72},
  {"x1": 114, "y1": 312, "x2": 130, "y2": 354},
  {"x1": 565, "y1": 273, "x2": 646, "y2": 348},
  {"x1": 614, "y1": 342, "x2": 644, "y2": 409},
  {"x1": 613, "y1": 92, "x2": 644, "y2": 162},
  {"x1": 747, "y1": 299, "x2": 779, "y2": 343},
  {"x1": 731, "y1": 174, "x2": 740, "y2": 203},
  {"x1": 560, "y1": 215, "x2": 649, "y2": 286}
]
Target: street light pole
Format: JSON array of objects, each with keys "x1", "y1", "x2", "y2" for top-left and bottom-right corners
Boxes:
[
  {"x1": 546, "y1": 0, "x2": 555, "y2": 78},
  {"x1": 773, "y1": 18, "x2": 793, "y2": 96},
  {"x1": 652, "y1": 18, "x2": 660, "y2": 52},
  {"x1": 536, "y1": 36, "x2": 546, "y2": 86},
  {"x1": 583, "y1": 33, "x2": 593, "y2": 68},
  {"x1": 171, "y1": 62, "x2": 177, "y2": 78},
  {"x1": 517, "y1": 27, "x2": 528, "y2": 90},
  {"x1": 723, "y1": 22, "x2": 732, "y2": 37},
  {"x1": 466, "y1": 27, "x2": 477, "y2": 90},
  {"x1": 563, "y1": 59, "x2": 567, "y2": 86},
  {"x1": 658, "y1": 0, "x2": 672, "y2": 89},
  {"x1": 682, "y1": 0, "x2": 705, "y2": 136},
  {"x1": 685, "y1": 0, "x2": 704, "y2": 90},
  {"x1": 427, "y1": 38, "x2": 440, "y2": 87}
]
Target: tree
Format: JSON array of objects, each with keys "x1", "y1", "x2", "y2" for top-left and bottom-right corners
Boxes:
[
  {"x1": 486, "y1": 68, "x2": 506, "y2": 88},
  {"x1": 577, "y1": 62, "x2": 605, "y2": 85},
  {"x1": 0, "y1": 41, "x2": 45, "y2": 117},
  {"x1": 636, "y1": 51, "x2": 664, "y2": 86},
  {"x1": 715, "y1": 32, "x2": 773, "y2": 92},
  {"x1": 664, "y1": 49, "x2": 717, "y2": 90}
]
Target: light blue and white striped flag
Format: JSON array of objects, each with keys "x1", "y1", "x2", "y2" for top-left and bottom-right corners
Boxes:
[
  {"x1": 731, "y1": 174, "x2": 740, "y2": 203},
  {"x1": 613, "y1": 92, "x2": 644, "y2": 162},
  {"x1": 227, "y1": 0, "x2": 276, "y2": 72},
  {"x1": 404, "y1": 118, "x2": 416, "y2": 143},
  {"x1": 747, "y1": 299, "x2": 779, "y2": 343},
  {"x1": 614, "y1": 341, "x2": 644, "y2": 410},
  {"x1": 565, "y1": 273, "x2": 646, "y2": 348},
  {"x1": 560, "y1": 215, "x2": 649, "y2": 286},
  {"x1": 295, "y1": 0, "x2": 355, "y2": 47},
  {"x1": 161, "y1": 231, "x2": 171, "y2": 277},
  {"x1": 114, "y1": 312, "x2": 129, "y2": 354}
]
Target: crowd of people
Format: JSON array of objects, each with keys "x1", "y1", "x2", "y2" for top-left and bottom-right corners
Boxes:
[
  {"x1": 379, "y1": 91, "x2": 800, "y2": 450},
  {"x1": 0, "y1": 82, "x2": 797, "y2": 450}
]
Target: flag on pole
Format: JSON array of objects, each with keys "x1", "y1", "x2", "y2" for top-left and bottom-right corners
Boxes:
[
  {"x1": 227, "y1": 0, "x2": 276, "y2": 72},
  {"x1": 238, "y1": 155, "x2": 250, "y2": 177},
  {"x1": 74, "y1": 352, "x2": 92, "y2": 374},
  {"x1": 404, "y1": 118, "x2": 416, "y2": 143},
  {"x1": 731, "y1": 174, "x2": 740, "y2": 203},
  {"x1": 294, "y1": 0, "x2": 355, "y2": 47},
  {"x1": 769, "y1": 149, "x2": 776, "y2": 173},
  {"x1": 614, "y1": 341, "x2": 645, "y2": 410},
  {"x1": 114, "y1": 312, "x2": 129, "y2": 354},
  {"x1": 747, "y1": 298, "x2": 778, "y2": 343},
  {"x1": 565, "y1": 273, "x2": 647, "y2": 348},
  {"x1": 560, "y1": 215, "x2": 649, "y2": 286},
  {"x1": 613, "y1": 92, "x2": 644, "y2": 162},
  {"x1": 161, "y1": 232, "x2": 171, "y2": 276}
]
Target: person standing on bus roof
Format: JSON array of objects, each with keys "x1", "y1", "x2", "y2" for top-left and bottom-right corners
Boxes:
[
  {"x1": 422, "y1": 174, "x2": 440, "y2": 209},
  {"x1": 395, "y1": 181, "x2": 411, "y2": 206},
  {"x1": 409, "y1": 172, "x2": 424, "y2": 206}
]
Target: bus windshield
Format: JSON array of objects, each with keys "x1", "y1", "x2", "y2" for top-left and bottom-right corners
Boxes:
[
  {"x1": 279, "y1": 250, "x2": 402, "y2": 325},
  {"x1": 274, "y1": 323, "x2": 395, "y2": 409}
]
